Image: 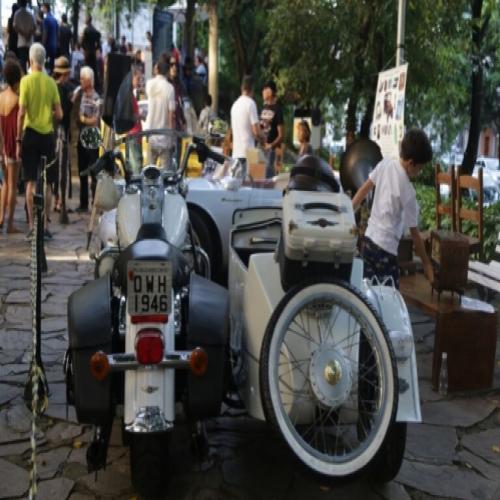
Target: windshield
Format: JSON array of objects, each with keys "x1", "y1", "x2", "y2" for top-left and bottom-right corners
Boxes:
[{"x1": 124, "y1": 129, "x2": 186, "y2": 176}]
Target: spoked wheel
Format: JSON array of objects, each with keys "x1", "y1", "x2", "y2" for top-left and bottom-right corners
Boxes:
[{"x1": 260, "y1": 278, "x2": 398, "y2": 481}]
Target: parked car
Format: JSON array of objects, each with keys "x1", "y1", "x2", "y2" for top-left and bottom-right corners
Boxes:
[
  {"x1": 186, "y1": 173, "x2": 283, "y2": 282},
  {"x1": 439, "y1": 165, "x2": 500, "y2": 206},
  {"x1": 475, "y1": 156, "x2": 500, "y2": 191},
  {"x1": 475, "y1": 156, "x2": 500, "y2": 172}
]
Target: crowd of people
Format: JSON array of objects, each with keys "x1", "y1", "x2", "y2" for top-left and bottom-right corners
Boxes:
[{"x1": 0, "y1": 1, "x2": 215, "y2": 239}]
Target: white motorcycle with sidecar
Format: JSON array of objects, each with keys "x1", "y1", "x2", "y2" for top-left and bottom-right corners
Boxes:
[{"x1": 227, "y1": 159, "x2": 421, "y2": 482}]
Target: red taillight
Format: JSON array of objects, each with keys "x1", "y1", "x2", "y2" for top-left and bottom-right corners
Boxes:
[
  {"x1": 131, "y1": 314, "x2": 168, "y2": 324},
  {"x1": 135, "y1": 329, "x2": 164, "y2": 365}
]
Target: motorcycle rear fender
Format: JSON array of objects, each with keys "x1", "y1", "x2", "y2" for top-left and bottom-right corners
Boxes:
[{"x1": 124, "y1": 303, "x2": 176, "y2": 428}]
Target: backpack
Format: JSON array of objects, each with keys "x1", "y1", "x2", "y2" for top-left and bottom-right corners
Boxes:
[
  {"x1": 113, "y1": 71, "x2": 136, "y2": 134},
  {"x1": 13, "y1": 9, "x2": 35, "y2": 40}
]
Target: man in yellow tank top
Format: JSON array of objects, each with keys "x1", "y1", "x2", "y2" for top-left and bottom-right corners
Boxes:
[{"x1": 16, "y1": 42, "x2": 63, "y2": 239}]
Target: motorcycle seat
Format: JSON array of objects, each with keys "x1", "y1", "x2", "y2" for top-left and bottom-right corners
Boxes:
[{"x1": 136, "y1": 223, "x2": 168, "y2": 242}]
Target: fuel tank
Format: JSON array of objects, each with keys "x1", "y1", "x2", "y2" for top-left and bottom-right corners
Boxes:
[{"x1": 116, "y1": 190, "x2": 189, "y2": 248}]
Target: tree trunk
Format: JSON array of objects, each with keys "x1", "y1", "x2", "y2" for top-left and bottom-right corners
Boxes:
[
  {"x1": 360, "y1": 32, "x2": 385, "y2": 139},
  {"x1": 461, "y1": 0, "x2": 487, "y2": 175},
  {"x1": 208, "y1": 0, "x2": 219, "y2": 113},
  {"x1": 228, "y1": 3, "x2": 262, "y2": 83},
  {"x1": 359, "y1": 96, "x2": 374, "y2": 139},
  {"x1": 72, "y1": 0, "x2": 79, "y2": 43},
  {"x1": 231, "y1": 20, "x2": 246, "y2": 82},
  {"x1": 183, "y1": 0, "x2": 196, "y2": 63},
  {"x1": 345, "y1": 11, "x2": 372, "y2": 140},
  {"x1": 346, "y1": 92, "x2": 358, "y2": 145}
]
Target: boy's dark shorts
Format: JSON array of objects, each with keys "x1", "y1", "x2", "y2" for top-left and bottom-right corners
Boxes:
[
  {"x1": 21, "y1": 127, "x2": 57, "y2": 184},
  {"x1": 362, "y1": 236, "x2": 400, "y2": 289}
]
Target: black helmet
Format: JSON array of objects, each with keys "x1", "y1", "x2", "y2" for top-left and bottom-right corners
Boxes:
[{"x1": 287, "y1": 155, "x2": 340, "y2": 193}]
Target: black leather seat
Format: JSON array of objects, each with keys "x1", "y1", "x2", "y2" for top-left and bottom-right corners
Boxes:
[
  {"x1": 287, "y1": 155, "x2": 340, "y2": 193},
  {"x1": 136, "y1": 223, "x2": 168, "y2": 241}
]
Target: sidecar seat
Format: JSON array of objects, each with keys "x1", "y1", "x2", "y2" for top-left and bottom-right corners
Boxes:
[{"x1": 286, "y1": 155, "x2": 340, "y2": 193}]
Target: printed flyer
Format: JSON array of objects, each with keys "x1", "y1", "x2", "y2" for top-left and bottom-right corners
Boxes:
[{"x1": 371, "y1": 63, "x2": 408, "y2": 158}]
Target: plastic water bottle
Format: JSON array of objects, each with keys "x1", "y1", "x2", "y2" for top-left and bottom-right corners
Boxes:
[{"x1": 439, "y1": 352, "x2": 448, "y2": 396}]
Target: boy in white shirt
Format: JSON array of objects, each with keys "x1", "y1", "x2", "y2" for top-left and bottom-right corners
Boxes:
[{"x1": 352, "y1": 128, "x2": 434, "y2": 288}]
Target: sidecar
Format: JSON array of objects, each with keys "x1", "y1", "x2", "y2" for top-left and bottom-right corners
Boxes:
[{"x1": 228, "y1": 199, "x2": 421, "y2": 482}]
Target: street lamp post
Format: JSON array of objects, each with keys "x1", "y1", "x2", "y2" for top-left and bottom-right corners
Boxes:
[
  {"x1": 208, "y1": 0, "x2": 218, "y2": 114},
  {"x1": 396, "y1": 0, "x2": 406, "y2": 66}
]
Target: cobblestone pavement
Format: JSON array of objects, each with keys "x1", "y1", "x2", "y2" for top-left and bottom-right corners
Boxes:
[{"x1": 1, "y1": 188, "x2": 500, "y2": 500}]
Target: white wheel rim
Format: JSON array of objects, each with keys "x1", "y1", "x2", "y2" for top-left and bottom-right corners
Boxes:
[{"x1": 266, "y1": 282, "x2": 395, "y2": 477}]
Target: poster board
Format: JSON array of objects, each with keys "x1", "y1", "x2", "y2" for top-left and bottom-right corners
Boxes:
[{"x1": 371, "y1": 63, "x2": 408, "y2": 159}]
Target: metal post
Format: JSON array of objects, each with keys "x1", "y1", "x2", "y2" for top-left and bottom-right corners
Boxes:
[
  {"x1": 396, "y1": 0, "x2": 406, "y2": 66},
  {"x1": 208, "y1": 0, "x2": 218, "y2": 114},
  {"x1": 113, "y1": 0, "x2": 117, "y2": 39},
  {"x1": 131, "y1": 0, "x2": 134, "y2": 46}
]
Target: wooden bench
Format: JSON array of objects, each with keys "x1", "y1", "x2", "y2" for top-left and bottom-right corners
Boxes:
[{"x1": 467, "y1": 231, "x2": 500, "y2": 295}]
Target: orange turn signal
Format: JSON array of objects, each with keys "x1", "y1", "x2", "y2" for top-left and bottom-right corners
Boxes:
[
  {"x1": 90, "y1": 351, "x2": 110, "y2": 381},
  {"x1": 189, "y1": 347, "x2": 208, "y2": 377}
]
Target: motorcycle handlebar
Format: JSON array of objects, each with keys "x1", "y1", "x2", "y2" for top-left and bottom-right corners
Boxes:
[
  {"x1": 194, "y1": 141, "x2": 227, "y2": 165},
  {"x1": 82, "y1": 150, "x2": 123, "y2": 177},
  {"x1": 205, "y1": 148, "x2": 226, "y2": 165}
]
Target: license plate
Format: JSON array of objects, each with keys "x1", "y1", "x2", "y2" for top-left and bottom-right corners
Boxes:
[{"x1": 127, "y1": 261, "x2": 172, "y2": 316}]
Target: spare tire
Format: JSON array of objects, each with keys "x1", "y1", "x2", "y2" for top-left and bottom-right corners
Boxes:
[{"x1": 340, "y1": 138, "x2": 382, "y2": 195}]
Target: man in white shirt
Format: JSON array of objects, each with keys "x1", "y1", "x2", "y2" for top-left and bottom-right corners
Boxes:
[
  {"x1": 230, "y1": 75, "x2": 259, "y2": 169},
  {"x1": 144, "y1": 61, "x2": 175, "y2": 169}
]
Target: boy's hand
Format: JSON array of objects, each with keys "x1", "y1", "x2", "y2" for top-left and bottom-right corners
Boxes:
[{"x1": 423, "y1": 261, "x2": 434, "y2": 284}]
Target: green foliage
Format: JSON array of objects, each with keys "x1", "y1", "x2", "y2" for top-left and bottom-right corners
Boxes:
[
  {"x1": 415, "y1": 183, "x2": 500, "y2": 262},
  {"x1": 415, "y1": 184, "x2": 441, "y2": 231},
  {"x1": 416, "y1": 164, "x2": 436, "y2": 187},
  {"x1": 216, "y1": 0, "x2": 270, "y2": 116}
]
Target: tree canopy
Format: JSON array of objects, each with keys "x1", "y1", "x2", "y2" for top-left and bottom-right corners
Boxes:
[{"x1": 66, "y1": 0, "x2": 500, "y2": 163}]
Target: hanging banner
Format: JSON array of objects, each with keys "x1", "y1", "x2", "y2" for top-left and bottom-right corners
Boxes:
[
  {"x1": 371, "y1": 63, "x2": 408, "y2": 159},
  {"x1": 152, "y1": 8, "x2": 173, "y2": 64}
]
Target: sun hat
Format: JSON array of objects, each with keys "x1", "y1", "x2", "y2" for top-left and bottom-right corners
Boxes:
[{"x1": 53, "y1": 56, "x2": 71, "y2": 74}]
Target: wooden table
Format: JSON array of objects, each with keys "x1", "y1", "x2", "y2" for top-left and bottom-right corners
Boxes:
[
  {"x1": 400, "y1": 272, "x2": 497, "y2": 391},
  {"x1": 399, "y1": 273, "x2": 463, "y2": 318}
]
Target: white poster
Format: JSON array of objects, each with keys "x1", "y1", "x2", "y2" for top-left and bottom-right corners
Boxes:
[{"x1": 371, "y1": 63, "x2": 408, "y2": 159}]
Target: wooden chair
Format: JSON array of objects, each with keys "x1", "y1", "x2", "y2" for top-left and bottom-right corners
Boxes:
[
  {"x1": 399, "y1": 163, "x2": 454, "y2": 274},
  {"x1": 435, "y1": 164, "x2": 456, "y2": 231},
  {"x1": 456, "y1": 166, "x2": 483, "y2": 258}
]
